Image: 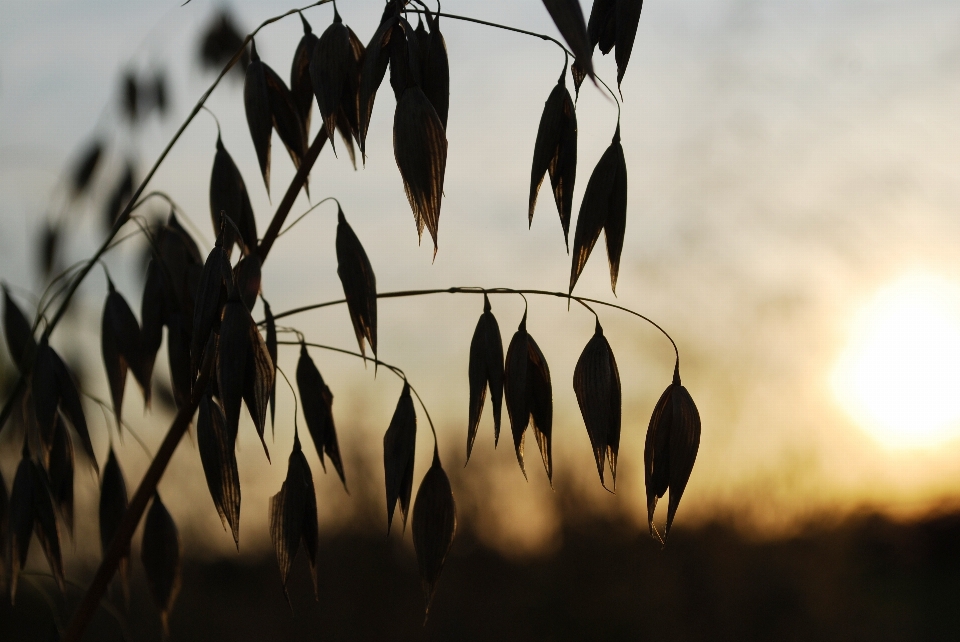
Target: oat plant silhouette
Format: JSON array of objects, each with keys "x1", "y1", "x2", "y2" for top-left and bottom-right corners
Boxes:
[{"x1": 0, "y1": 1, "x2": 701, "y2": 638}]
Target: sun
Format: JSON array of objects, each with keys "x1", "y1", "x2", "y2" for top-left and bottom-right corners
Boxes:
[{"x1": 831, "y1": 271, "x2": 960, "y2": 450}]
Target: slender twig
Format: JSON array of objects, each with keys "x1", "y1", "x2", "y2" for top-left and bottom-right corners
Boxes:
[
  {"x1": 275, "y1": 196, "x2": 341, "y2": 239},
  {"x1": 265, "y1": 287, "x2": 680, "y2": 369}
]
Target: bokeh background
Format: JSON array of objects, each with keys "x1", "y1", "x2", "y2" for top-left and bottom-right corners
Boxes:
[{"x1": 3, "y1": 0, "x2": 960, "y2": 639}]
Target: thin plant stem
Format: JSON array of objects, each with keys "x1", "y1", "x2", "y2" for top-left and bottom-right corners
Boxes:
[
  {"x1": 265, "y1": 286, "x2": 680, "y2": 369},
  {"x1": 275, "y1": 196, "x2": 342, "y2": 238}
]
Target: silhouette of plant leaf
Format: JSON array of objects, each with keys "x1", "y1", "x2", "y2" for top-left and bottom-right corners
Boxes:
[
  {"x1": 31, "y1": 460, "x2": 64, "y2": 595},
  {"x1": 359, "y1": 15, "x2": 397, "y2": 157},
  {"x1": 102, "y1": 279, "x2": 144, "y2": 431},
  {"x1": 412, "y1": 448, "x2": 456, "y2": 617},
  {"x1": 291, "y1": 14, "x2": 319, "y2": 137},
  {"x1": 394, "y1": 86, "x2": 447, "y2": 256},
  {"x1": 210, "y1": 136, "x2": 258, "y2": 256},
  {"x1": 141, "y1": 493, "x2": 181, "y2": 633},
  {"x1": 47, "y1": 416, "x2": 75, "y2": 535},
  {"x1": 103, "y1": 162, "x2": 135, "y2": 231},
  {"x1": 245, "y1": 41, "x2": 273, "y2": 195},
  {"x1": 310, "y1": 6, "x2": 358, "y2": 156},
  {"x1": 198, "y1": 10, "x2": 250, "y2": 79},
  {"x1": 9, "y1": 453, "x2": 64, "y2": 602},
  {"x1": 166, "y1": 314, "x2": 193, "y2": 412},
  {"x1": 71, "y1": 140, "x2": 103, "y2": 196},
  {"x1": 571, "y1": 60, "x2": 587, "y2": 100},
  {"x1": 542, "y1": 0, "x2": 594, "y2": 78},
  {"x1": 269, "y1": 435, "x2": 318, "y2": 599},
  {"x1": 99, "y1": 448, "x2": 129, "y2": 601},
  {"x1": 190, "y1": 244, "x2": 228, "y2": 381},
  {"x1": 296, "y1": 344, "x2": 346, "y2": 490},
  {"x1": 242, "y1": 317, "x2": 273, "y2": 461},
  {"x1": 264, "y1": 299, "x2": 278, "y2": 431},
  {"x1": 503, "y1": 312, "x2": 554, "y2": 482},
  {"x1": 383, "y1": 382, "x2": 416, "y2": 533},
  {"x1": 264, "y1": 64, "x2": 307, "y2": 176},
  {"x1": 234, "y1": 253, "x2": 262, "y2": 312},
  {"x1": 529, "y1": 68, "x2": 578, "y2": 250},
  {"x1": 416, "y1": 9, "x2": 450, "y2": 129},
  {"x1": 9, "y1": 455, "x2": 33, "y2": 603},
  {"x1": 644, "y1": 364, "x2": 700, "y2": 540},
  {"x1": 569, "y1": 125, "x2": 627, "y2": 295},
  {"x1": 3, "y1": 286, "x2": 36, "y2": 373},
  {"x1": 466, "y1": 294, "x2": 504, "y2": 462},
  {"x1": 336, "y1": 208, "x2": 377, "y2": 358},
  {"x1": 140, "y1": 259, "x2": 163, "y2": 401},
  {"x1": 32, "y1": 345, "x2": 96, "y2": 472},
  {"x1": 573, "y1": 320, "x2": 621, "y2": 490},
  {"x1": 588, "y1": 0, "x2": 644, "y2": 90},
  {"x1": 197, "y1": 394, "x2": 240, "y2": 547},
  {"x1": 217, "y1": 300, "x2": 250, "y2": 445}
]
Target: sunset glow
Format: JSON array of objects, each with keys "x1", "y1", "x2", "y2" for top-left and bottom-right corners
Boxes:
[{"x1": 832, "y1": 272, "x2": 960, "y2": 450}]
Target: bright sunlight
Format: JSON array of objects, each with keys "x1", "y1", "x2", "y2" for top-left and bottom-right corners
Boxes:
[{"x1": 832, "y1": 271, "x2": 960, "y2": 450}]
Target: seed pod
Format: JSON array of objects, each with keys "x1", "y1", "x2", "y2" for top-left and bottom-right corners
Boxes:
[
  {"x1": 383, "y1": 382, "x2": 417, "y2": 533},
  {"x1": 264, "y1": 64, "x2": 307, "y2": 174},
  {"x1": 291, "y1": 14, "x2": 319, "y2": 136},
  {"x1": 70, "y1": 140, "x2": 103, "y2": 196},
  {"x1": 141, "y1": 493, "x2": 181, "y2": 633},
  {"x1": 296, "y1": 344, "x2": 346, "y2": 490},
  {"x1": 140, "y1": 259, "x2": 163, "y2": 400},
  {"x1": 587, "y1": 0, "x2": 644, "y2": 90},
  {"x1": 197, "y1": 394, "x2": 240, "y2": 547},
  {"x1": 242, "y1": 317, "x2": 274, "y2": 460},
  {"x1": 9, "y1": 453, "x2": 64, "y2": 603},
  {"x1": 310, "y1": 6, "x2": 358, "y2": 156},
  {"x1": 394, "y1": 86, "x2": 447, "y2": 256},
  {"x1": 245, "y1": 40, "x2": 273, "y2": 195},
  {"x1": 269, "y1": 435, "x2": 318, "y2": 599},
  {"x1": 264, "y1": 299, "x2": 278, "y2": 431},
  {"x1": 102, "y1": 279, "x2": 144, "y2": 431},
  {"x1": 503, "y1": 312, "x2": 554, "y2": 484},
  {"x1": 416, "y1": 9, "x2": 450, "y2": 129},
  {"x1": 359, "y1": 14, "x2": 397, "y2": 157},
  {"x1": 32, "y1": 345, "x2": 96, "y2": 472},
  {"x1": 234, "y1": 253, "x2": 262, "y2": 312},
  {"x1": 198, "y1": 10, "x2": 250, "y2": 78},
  {"x1": 572, "y1": 63, "x2": 589, "y2": 104},
  {"x1": 412, "y1": 448, "x2": 456, "y2": 617},
  {"x1": 210, "y1": 136, "x2": 258, "y2": 257},
  {"x1": 466, "y1": 294, "x2": 504, "y2": 462},
  {"x1": 9, "y1": 454, "x2": 33, "y2": 602},
  {"x1": 569, "y1": 125, "x2": 627, "y2": 295},
  {"x1": 39, "y1": 222, "x2": 60, "y2": 278},
  {"x1": 336, "y1": 208, "x2": 377, "y2": 358},
  {"x1": 47, "y1": 416, "x2": 75, "y2": 535},
  {"x1": 104, "y1": 163, "x2": 135, "y2": 232},
  {"x1": 190, "y1": 244, "x2": 229, "y2": 380},
  {"x1": 217, "y1": 300, "x2": 250, "y2": 445},
  {"x1": 99, "y1": 448, "x2": 129, "y2": 601},
  {"x1": 529, "y1": 67, "x2": 578, "y2": 250},
  {"x1": 166, "y1": 314, "x2": 193, "y2": 411},
  {"x1": 542, "y1": 0, "x2": 594, "y2": 78},
  {"x1": 389, "y1": 19, "x2": 420, "y2": 101},
  {"x1": 644, "y1": 364, "x2": 701, "y2": 539},
  {"x1": 3, "y1": 286, "x2": 36, "y2": 373},
  {"x1": 573, "y1": 320, "x2": 621, "y2": 490}
]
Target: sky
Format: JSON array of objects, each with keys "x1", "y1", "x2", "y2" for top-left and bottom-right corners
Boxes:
[{"x1": 2, "y1": 0, "x2": 960, "y2": 560}]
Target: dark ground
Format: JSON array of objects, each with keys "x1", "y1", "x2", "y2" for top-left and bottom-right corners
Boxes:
[{"x1": 3, "y1": 509, "x2": 960, "y2": 641}]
